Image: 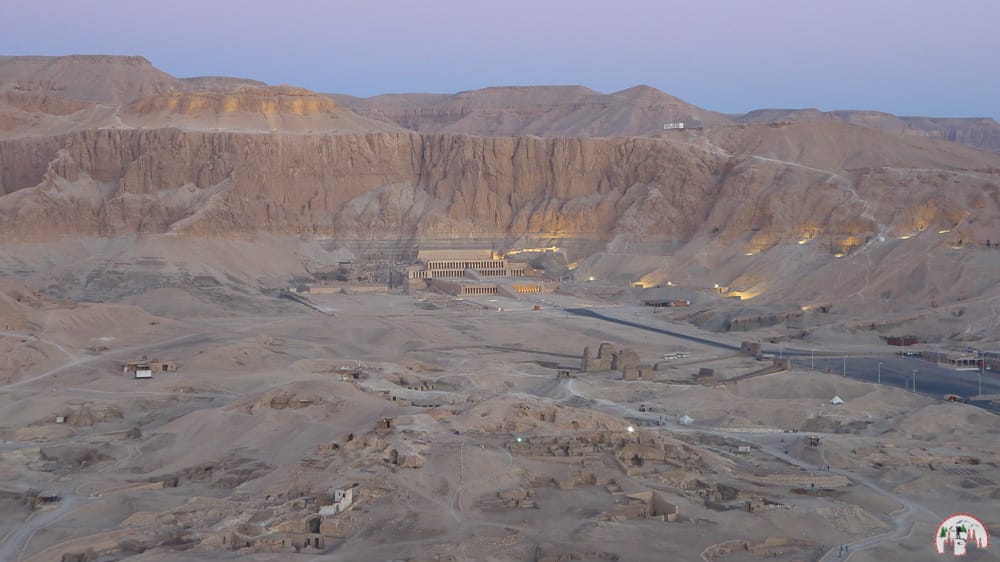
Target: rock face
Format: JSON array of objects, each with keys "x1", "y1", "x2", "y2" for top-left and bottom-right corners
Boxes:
[
  {"x1": 1, "y1": 122, "x2": 998, "y2": 248},
  {"x1": 121, "y1": 86, "x2": 401, "y2": 133},
  {"x1": 0, "y1": 128, "x2": 722, "y2": 241},
  {"x1": 127, "y1": 86, "x2": 340, "y2": 116}
]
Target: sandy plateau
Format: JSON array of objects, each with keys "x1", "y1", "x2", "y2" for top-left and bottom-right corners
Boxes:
[{"x1": 0, "y1": 267, "x2": 996, "y2": 562}]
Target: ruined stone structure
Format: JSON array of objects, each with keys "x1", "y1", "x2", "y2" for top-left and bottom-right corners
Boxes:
[
  {"x1": 740, "y1": 341, "x2": 762, "y2": 358},
  {"x1": 581, "y1": 343, "x2": 614, "y2": 372},
  {"x1": 622, "y1": 364, "x2": 654, "y2": 381},
  {"x1": 606, "y1": 490, "x2": 679, "y2": 522},
  {"x1": 581, "y1": 342, "x2": 644, "y2": 376},
  {"x1": 121, "y1": 359, "x2": 177, "y2": 375},
  {"x1": 611, "y1": 349, "x2": 639, "y2": 371}
]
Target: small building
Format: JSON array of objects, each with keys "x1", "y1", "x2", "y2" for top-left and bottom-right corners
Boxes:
[
  {"x1": 746, "y1": 499, "x2": 767, "y2": 513},
  {"x1": 922, "y1": 351, "x2": 980, "y2": 370},
  {"x1": 375, "y1": 417, "x2": 395, "y2": 433},
  {"x1": 320, "y1": 487, "x2": 355, "y2": 516},
  {"x1": 663, "y1": 122, "x2": 685, "y2": 130},
  {"x1": 122, "y1": 359, "x2": 177, "y2": 377},
  {"x1": 643, "y1": 299, "x2": 690, "y2": 308},
  {"x1": 694, "y1": 367, "x2": 716, "y2": 383},
  {"x1": 740, "y1": 341, "x2": 762, "y2": 359},
  {"x1": 806, "y1": 435, "x2": 821, "y2": 447},
  {"x1": 886, "y1": 335, "x2": 918, "y2": 347},
  {"x1": 607, "y1": 491, "x2": 679, "y2": 522}
]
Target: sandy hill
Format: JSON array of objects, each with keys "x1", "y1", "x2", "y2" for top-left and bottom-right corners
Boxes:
[
  {"x1": 331, "y1": 84, "x2": 732, "y2": 137},
  {"x1": 122, "y1": 86, "x2": 403, "y2": 134},
  {"x1": 0, "y1": 277, "x2": 43, "y2": 331},
  {"x1": 703, "y1": 121, "x2": 998, "y2": 171},
  {"x1": 0, "y1": 55, "x2": 269, "y2": 106},
  {"x1": 0, "y1": 55, "x2": 181, "y2": 104},
  {"x1": 0, "y1": 89, "x2": 116, "y2": 138},
  {"x1": 736, "y1": 108, "x2": 1000, "y2": 152}
]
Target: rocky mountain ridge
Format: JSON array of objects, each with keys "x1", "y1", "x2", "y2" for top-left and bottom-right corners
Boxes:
[
  {"x1": 3, "y1": 55, "x2": 996, "y2": 151},
  {"x1": 0, "y1": 55, "x2": 262, "y2": 103}
]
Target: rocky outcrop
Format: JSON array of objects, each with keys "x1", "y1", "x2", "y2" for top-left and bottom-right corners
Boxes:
[{"x1": 126, "y1": 86, "x2": 340, "y2": 117}]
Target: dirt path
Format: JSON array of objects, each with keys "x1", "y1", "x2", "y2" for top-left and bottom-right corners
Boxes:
[
  {"x1": 0, "y1": 331, "x2": 220, "y2": 391},
  {"x1": 561, "y1": 377, "x2": 942, "y2": 559},
  {"x1": 0, "y1": 497, "x2": 80, "y2": 562}
]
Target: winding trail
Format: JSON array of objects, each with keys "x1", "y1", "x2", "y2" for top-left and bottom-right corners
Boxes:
[
  {"x1": 561, "y1": 377, "x2": 942, "y2": 559},
  {"x1": 0, "y1": 497, "x2": 79, "y2": 562},
  {"x1": 0, "y1": 331, "x2": 219, "y2": 392}
]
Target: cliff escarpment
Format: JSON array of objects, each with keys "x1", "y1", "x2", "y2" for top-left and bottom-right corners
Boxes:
[
  {"x1": 0, "y1": 129, "x2": 720, "y2": 241},
  {"x1": 1, "y1": 123, "x2": 998, "y2": 252}
]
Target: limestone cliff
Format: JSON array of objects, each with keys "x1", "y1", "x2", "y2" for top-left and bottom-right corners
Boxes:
[
  {"x1": 1, "y1": 122, "x2": 998, "y2": 250},
  {"x1": 121, "y1": 86, "x2": 402, "y2": 133},
  {"x1": 0, "y1": 129, "x2": 719, "y2": 241}
]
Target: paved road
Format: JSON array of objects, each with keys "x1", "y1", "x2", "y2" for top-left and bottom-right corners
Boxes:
[
  {"x1": 567, "y1": 308, "x2": 1000, "y2": 414},
  {"x1": 566, "y1": 308, "x2": 740, "y2": 351},
  {"x1": 801, "y1": 355, "x2": 1000, "y2": 413}
]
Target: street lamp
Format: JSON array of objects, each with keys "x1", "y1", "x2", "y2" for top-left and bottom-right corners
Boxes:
[
  {"x1": 912, "y1": 369, "x2": 917, "y2": 393},
  {"x1": 878, "y1": 362, "x2": 883, "y2": 385}
]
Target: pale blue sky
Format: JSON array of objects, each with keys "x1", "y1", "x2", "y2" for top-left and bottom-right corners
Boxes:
[{"x1": 3, "y1": 0, "x2": 997, "y2": 119}]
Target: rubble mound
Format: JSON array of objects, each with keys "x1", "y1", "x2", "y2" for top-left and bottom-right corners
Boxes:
[
  {"x1": 170, "y1": 455, "x2": 272, "y2": 489},
  {"x1": 252, "y1": 389, "x2": 326, "y2": 411},
  {"x1": 456, "y1": 396, "x2": 627, "y2": 433}
]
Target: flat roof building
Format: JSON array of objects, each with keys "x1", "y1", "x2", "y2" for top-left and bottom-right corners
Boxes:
[{"x1": 403, "y1": 250, "x2": 527, "y2": 281}]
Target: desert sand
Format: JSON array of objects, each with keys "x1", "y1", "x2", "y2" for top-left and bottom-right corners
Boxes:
[
  {"x1": 0, "y1": 55, "x2": 998, "y2": 561},
  {"x1": 0, "y1": 271, "x2": 997, "y2": 561}
]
